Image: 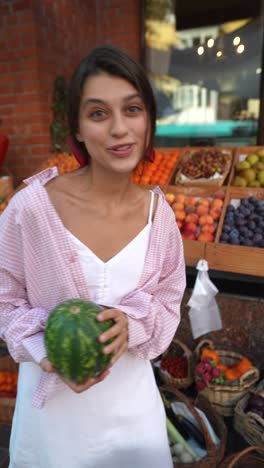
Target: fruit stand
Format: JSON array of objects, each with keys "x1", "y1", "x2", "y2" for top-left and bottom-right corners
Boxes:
[{"x1": 0, "y1": 146, "x2": 263, "y2": 278}]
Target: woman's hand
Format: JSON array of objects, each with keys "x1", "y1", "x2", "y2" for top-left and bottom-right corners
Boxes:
[
  {"x1": 40, "y1": 357, "x2": 110, "y2": 393},
  {"x1": 97, "y1": 308, "x2": 128, "y2": 367}
]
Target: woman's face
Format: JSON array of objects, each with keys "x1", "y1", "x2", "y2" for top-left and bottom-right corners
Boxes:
[{"x1": 76, "y1": 73, "x2": 149, "y2": 174}]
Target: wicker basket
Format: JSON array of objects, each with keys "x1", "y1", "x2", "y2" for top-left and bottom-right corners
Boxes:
[
  {"x1": 174, "y1": 148, "x2": 233, "y2": 187},
  {"x1": 218, "y1": 446, "x2": 264, "y2": 468},
  {"x1": 159, "y1": 339, "x2": 194, "y2": 389},
  {"x1": 194, "y1": 339, "x2": 260, "y2": 417},
  {"x1": 160, "y1": 384, "x2": 227, "y2": 467},
  {"x1": 0, "y1": 355, "x2": 18, "y2": 425},
  {"x1": 234, "y1": 378, "x2": 264, "y2": 447}
]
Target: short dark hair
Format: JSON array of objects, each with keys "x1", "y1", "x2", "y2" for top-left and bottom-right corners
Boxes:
[{"x1": 67, "y1": 44, "x2": 156, "y2": 165}]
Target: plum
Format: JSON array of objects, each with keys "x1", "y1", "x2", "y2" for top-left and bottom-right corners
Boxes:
[
  {"x1": 248, "y1": 221, "x2": 256, "y2": 230},
  {"x1": 222, "y1": 224, "x2": 231, "y2": 233}
]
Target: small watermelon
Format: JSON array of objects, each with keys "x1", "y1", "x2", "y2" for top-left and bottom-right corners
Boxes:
[{"x1": 45, "y1": 299, "x2": 114, "y2": 383}]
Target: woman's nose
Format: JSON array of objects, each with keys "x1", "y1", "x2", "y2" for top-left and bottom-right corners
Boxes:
[{"x1": 110, "y1": 113, "x2": 128, "y2": 137}]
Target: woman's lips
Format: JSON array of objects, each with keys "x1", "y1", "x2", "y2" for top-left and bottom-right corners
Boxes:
[{"x1": 108, "y1": 144, "x2": 134, "y2": 158}]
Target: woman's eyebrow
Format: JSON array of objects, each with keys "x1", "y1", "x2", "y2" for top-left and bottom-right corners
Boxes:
[{"x1": 82, "y1": 93, "x2": 142, "y2": 111}]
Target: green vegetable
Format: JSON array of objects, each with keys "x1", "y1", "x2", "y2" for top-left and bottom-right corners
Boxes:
[{"x1": 45, "y1": 299, "x2": 114, "y2": 383}]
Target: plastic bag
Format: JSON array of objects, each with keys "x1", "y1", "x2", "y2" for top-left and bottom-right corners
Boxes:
[{"x1": 188, "y1": 259, "x2": 222, "y2": 339}]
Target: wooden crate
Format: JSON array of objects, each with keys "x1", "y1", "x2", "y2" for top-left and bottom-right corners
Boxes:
[
  {"x1": 170, "y1": 146, "x2": 234, "y2": 187},
  {"x1": 205, "y1": 187, "x2": 264, "y2": 276},
  {"x1": 0, "y1": 355, "x2": 18, "y2": 425},
  {"x1": 228, "y1": 145, "x2": 264, "y2": 188},
  {"x1": 163, "y1": 185, "x2": 227, "y2": 267}
]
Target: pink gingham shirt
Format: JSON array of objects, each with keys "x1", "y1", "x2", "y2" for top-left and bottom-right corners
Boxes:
[{"x1": 0, "y1": 167, "x2": 186, "y2": 408}]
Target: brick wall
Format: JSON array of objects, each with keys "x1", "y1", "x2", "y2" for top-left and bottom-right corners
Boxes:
[{"x1": 0, "y1": 0, "x2": 141, "y2": 185}]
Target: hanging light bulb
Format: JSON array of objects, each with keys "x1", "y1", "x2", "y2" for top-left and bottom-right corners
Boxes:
[
  {"x1": 207, "y1": 38, "x2": 214, "y2": 48},
  {"x1": 197, "y1": 46, "x2": 204, "y2": 55},
  {"x1": 233, "y1": 36, "x2": 240, "y2": 46},
  {"x1": 216, "y1": 50, "x2": 222, "y2": 58},
  {"x1": 237, "y1": 44, "x2": 245, "y2": 54}
]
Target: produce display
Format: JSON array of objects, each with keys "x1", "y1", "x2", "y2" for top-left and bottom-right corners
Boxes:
[
  {"x1": 220, "y1": 196, "x2": 264, "y2": 247},
  {"x1": 232, "y1": 149, "x2": 264, "y2": 187},
  {"x1": 195, "y1": 347, "x2": 254, "y2": 392},
  {"x1": 176, "y1": 148, "x2": 232, "y2": 184},
  {"x1": 165, "y1": 189, "x2": 225, "y2": 242},
  {"x1": 131, "y1": 149, "x2": 179, "y2": 185},
  {"x1": 0, "y1": 369, "x2": 18, "y2": 398},
  {"x1": 45, "y1": 299, "x2": 114, "y2": 383}
]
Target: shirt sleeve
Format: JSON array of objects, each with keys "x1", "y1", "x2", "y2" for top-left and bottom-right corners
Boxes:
[
  {"x1": 0, "y1": 199, "x2": 48, "y2": 364},
  {"x1": 109, "y1": 209, "x2": 186, "y2": 360}
]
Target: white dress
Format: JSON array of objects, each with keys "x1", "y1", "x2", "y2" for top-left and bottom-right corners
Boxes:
[{"x1": 9, "y1": 191, "x2": 173, "y2": 468}]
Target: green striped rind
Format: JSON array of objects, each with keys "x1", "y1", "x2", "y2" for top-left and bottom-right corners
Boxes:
[{"x1": 45, "y1": 299, "x2": 114, "y2": 383}]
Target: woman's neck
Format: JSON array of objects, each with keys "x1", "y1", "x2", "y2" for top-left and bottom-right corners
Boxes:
[{"x1": 78, "y1": 165, "x2": 136, "y2": 205}]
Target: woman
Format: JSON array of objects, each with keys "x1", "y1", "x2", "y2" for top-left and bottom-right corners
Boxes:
[{"x1": 0, "y1": 45, "x2": 186, "y2": 468}]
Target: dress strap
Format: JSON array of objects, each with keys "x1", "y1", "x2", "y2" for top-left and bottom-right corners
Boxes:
[{"x1": 148, "y1": 191, "x2": 155, "y2": 224}]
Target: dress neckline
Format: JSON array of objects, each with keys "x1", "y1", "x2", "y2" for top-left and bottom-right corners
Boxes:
[{"x1": 66, "y1": 222, "x2": 152, "y2": 266}]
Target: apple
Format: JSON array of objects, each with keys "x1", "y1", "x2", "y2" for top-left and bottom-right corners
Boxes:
[
  {"x1": 165, "y1": 193, "x2": 175, "y2": 205},
  {"x1": 182, "y1": 222, "x2": 197, "y2": 234}
]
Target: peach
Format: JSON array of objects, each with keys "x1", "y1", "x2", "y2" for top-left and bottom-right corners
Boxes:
[
  {"x1": 209, "y1": 207, "x2": 221, "y2": 221},
  {"x1": 201, "y1": 224, "x2": 216, "y2": 234},
  {"x1": 182, "y1": 222, "x2": 197, "y2": 234},
  {"x1": 176, "y1": 220, "x2": 183, "y2": 230},
  {"x1": 165, "y1": 193, "x2": 175, "y2": 205},
  {"x1": 185, "y1": 205, "x2": 196, "y2": 214},
  {"x1": 196, "y1": 204, "x2": 209, "y2": 216},
  {"x1": 172, "y1": 202, "x2": 185, "y2": 212},
  {"x1": 199, "y1": 215, "x2": 214, "y2": 225},
  {"x1": 214, "y1": 190, "x2": 225, "y2": 200},
  {"x1": 174, "y1": 210, "x2": 186, "y2": 221},
  {"x1": 197, "y1": 232, "x2": 214, "y2": 242},
  {"x1": 181, "y1": 231, "x2": 196, "y2": 240},
  {"x1": 185, "y1": 196, "x2": 198, "y2": 206},
  {"x1": 175, "y1": 194, "x2": 186, "y2": 204},
  {"x1": 211, "y1": 198, "x2": 223, "y2": 209},
  {"x1": 185, "y1": 213, "x2": 199, "y2": 224},
  {"x1": 199, "y1": 197, "x2": 211, "y2": 207}
]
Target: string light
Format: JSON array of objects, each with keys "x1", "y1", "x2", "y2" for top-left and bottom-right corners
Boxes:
[
  {"x1": 197, "y1": 46, "x2": 204, "y2": 55},
  {"x1": 207, "y1": 38, "x2": 214, "y2": 48},
  {"x1": 216, "y1": 50, "x2": 222, "y2": 58}
]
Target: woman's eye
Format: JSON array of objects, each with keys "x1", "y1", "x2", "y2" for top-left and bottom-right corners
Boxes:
[
  {"x1": 127, "y1": 105, "x2": 143, "y2": 114},
  {"x1": 90, "y1": 109, "x2": 106, "y2": 119}
]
